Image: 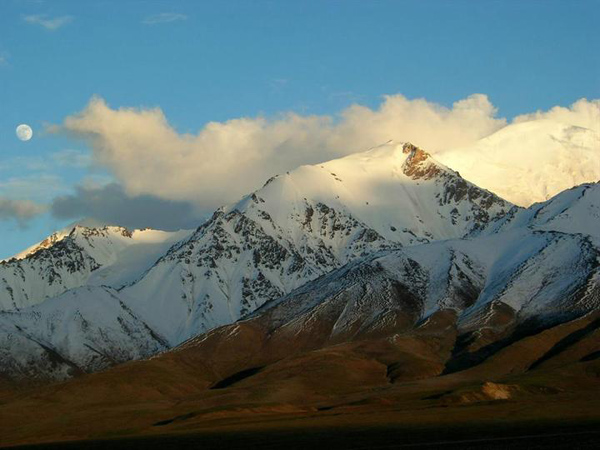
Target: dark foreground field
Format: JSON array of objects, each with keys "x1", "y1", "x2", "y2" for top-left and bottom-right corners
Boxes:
[{"x1": 10, "y1": 421, "x2": 600, "y2": 450}]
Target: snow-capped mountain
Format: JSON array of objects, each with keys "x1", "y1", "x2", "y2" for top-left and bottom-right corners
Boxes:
[
  {"x1": 184, "y1": 183, "x2": 598, "y2": 381},
  {"x1": 122, "y1": 142, "x2": 509, "y2": 344},
  {"x1": 4, "y1": 181, "x2": 592, "y2": 383},
  {"x1": 250, "y1": 188, "x2": 599, "y2": 346},
  {"x1": 0, "y1": 141, "x2": 597, "y2": 384},
  {"x1": 435, "y1": 119, "x2": 600, "y2": 206},
  {"x1": 0, "y1": 142, "x2": 514, "y2": 380},
  {"x1": 0, "y1": 224, "x2": 191, "y2": 311}
]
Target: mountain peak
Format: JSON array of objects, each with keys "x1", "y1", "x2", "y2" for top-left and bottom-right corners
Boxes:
[
  {"x1": 400, "y1": 142, "x2": 442, "y2": 180},
  {"x1": 435, "y1": 120, "x2": 600, "y2": 206}
]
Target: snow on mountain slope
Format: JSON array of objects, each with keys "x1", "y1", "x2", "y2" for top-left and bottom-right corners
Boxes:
[
  {"x1": 0, "y1": 286, "x2": 168, "y2": 381},
  {"x1": 241, "y1": 185, "x2": 600, "y2": 352},
  {"x1": 0, "y1": 225, "x2": 192, "y2": 311},
  {"x1": 251, "y1": 227, "x2": 598, "y2": 347},
  {"x1": 435, "y1": 120, "x2": 600, "y2": 206},
  {"x1": 122, "y1": 142, "x2": 510, "y2": 344},
  {"x1": 482, "y1": 182, "x2": 600, "y2": 243}
]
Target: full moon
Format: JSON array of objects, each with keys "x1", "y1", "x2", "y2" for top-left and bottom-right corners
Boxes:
[{"x1": 16, "y1": 124, "x2": 33, "y2": 141}]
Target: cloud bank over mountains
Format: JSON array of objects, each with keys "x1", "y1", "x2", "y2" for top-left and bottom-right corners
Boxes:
[
  {"x1": 50, "y1": 183, "x2": 203, "y2": 231},
  {"x1": 51, "y1": 94, "x2": 510, "y2": 208},
  {"x1": 0, "y1": 94, "x2": 584, "y2": 230}
]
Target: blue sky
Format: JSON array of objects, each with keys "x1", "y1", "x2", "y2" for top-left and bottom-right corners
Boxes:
[{"x1": 0, "y1": 0, "x2": 599, "y2": 258}]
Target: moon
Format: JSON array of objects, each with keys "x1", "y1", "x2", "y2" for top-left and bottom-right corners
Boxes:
[{"x1": 16, "y1": 124, "x2": 33, "y2": 141}]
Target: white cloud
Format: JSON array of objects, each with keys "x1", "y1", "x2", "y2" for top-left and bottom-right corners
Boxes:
[
  {"x1": 0, "y1": 197, "x2": 46, "y2": 225},
  {"x1": 51, "y1": 95, "x2": 599, "y2": 213},
  {"x1": 142, "y1": 13, "x2": 187, "y2": 25},
  {"x1": 23, "y1": 14, "x2": 74, "y2": 31},
  {"x1": 514, "y1": 98, "x2": 600, "y2": 132},
  {"x1": 50, "y1": 94, "x2": 507, "y2": 210}
]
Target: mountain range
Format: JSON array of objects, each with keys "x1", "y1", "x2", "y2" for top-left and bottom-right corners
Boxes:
[
  {"x1": 0, "y1": 117, "x2": 599, "y2": 447},
  {"x1": 0, "y1": 122, "x2": 598, "y2": 382},
  {"x1": 434, "y1": 118, "x2": 600, "y2": 206},
  {"x1": 0, "y1": 141, "x2": 513, "y2": 379}
]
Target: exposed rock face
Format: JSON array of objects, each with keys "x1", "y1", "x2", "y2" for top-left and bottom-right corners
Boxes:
[
  {"x1": 401, "y1": 143, "x2": 507, "y2": 225},
  {"x1": 402, "y1": 142, "x2": 442, "y2": 180}
]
